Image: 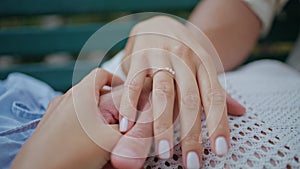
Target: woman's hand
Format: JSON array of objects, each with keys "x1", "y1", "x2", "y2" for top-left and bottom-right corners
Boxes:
[
  {"x1": 118, "y1": 16, "x2": 245, "y2": 168},
  {"x1": 11, "y1": 68, "x2": 123, "y2": 169}
]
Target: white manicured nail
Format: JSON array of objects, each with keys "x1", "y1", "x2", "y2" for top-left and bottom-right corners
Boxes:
[
  {"x1": 158, "y1": 140, "x2": 170, "y2": 159},
  {"x1": 119, "y1": 117, "x2": 128, "y2": 132},
  {"x1": 215, "y1": 136, "x2": 228, "y2": 156},
  {"x1": 187, "y1": 151, "x2": 200, "y2": 169}
]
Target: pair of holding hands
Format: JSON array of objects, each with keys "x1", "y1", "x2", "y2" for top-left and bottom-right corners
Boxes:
[{"x1": 12, "y1": 16, "x2": 245, "y2": 169}]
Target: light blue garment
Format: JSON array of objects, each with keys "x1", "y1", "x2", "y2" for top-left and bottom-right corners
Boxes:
[{"x1": 0, "y1": 73, "x2": 61, "y2": 169}]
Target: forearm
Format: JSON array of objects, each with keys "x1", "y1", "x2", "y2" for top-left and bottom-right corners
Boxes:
[{"x1": 187, "y1": 0, "x2": 261, "y2": 71}]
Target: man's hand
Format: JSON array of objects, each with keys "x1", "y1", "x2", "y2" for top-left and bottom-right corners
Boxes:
[{"x1": 11, "y1": 69, "x2": 123, "y2": 169}]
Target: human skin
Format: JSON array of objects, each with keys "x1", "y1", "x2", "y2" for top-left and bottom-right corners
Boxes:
[
  {"x1": 10, "y1": 69, "x2": 125, "y2": 169},
  {"x1": 10, "y1": 68, "x2": 245, "y2": 169},
  {"x1": 10, "y1": 1, "x2": 260, "y2": 167},
  {"x1": 11, "y1": 68, "x2": 155, "y2": 169},
  {"x1": 187, "y1": 0, "x2": 261, "y2": 71},
  {"x1": 115, "y1": 0, "x2": 259, "y2": 168},
  {"x1": 111, "y1": 89, "x2": 246, "y2": 169}
]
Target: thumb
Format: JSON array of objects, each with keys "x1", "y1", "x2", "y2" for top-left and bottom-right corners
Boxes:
[
  {"x1": 111, "y1": 103, "x2": 153, "y2": 169},
  {"x1": 95, "y1": 125, "x2": 121, "y2": 168}
]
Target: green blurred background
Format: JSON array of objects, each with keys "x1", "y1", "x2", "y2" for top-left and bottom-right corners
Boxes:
[{"x1": 0, "y1": 0, "x2": 299, "y2": 91}]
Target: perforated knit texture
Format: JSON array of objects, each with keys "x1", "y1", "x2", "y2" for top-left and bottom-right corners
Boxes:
[{"x1": 143, "y1": 60, "x2": 300, "y2": 169}]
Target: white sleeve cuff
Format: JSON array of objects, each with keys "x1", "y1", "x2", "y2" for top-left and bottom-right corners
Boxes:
[{"x1": 243, "y1": 0, "x2": 288, "y2": 36}]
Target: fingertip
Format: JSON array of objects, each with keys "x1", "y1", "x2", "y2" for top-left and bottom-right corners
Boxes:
[
  {"x1": 239, "y1": 105, "x2": 246, "y2": 115},
  {"x1": 119, "y1": 116, "x2": 129, "y2": 132},
  {"x1": 111, "y1": 151, "x2": 145, "y2": 169},
  {"x1": 210, "y1": 136, "x2": 230, "y2": 157},
  {"x1": 226, "y1": 95, "x2": 246, "y2": 116},
  {"x1": 207, "y1": 113, "x2": 231, "y2": 156},
  {"x1": 185, "y1": 151, "x2": 201, "y2": 169},
  {"x1": 157, "y1": 139, "x2": 172, "y2": 159},
  {"x1": 119, "y1": 117, "x2": 136, "y2": 133},
  {"x1": 215, "y1": 136, "x2": 229, "y2": 156}
]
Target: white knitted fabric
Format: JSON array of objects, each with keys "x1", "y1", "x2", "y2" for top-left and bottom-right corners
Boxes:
[
  {"x1": 142, "y1": 60, "x2": 300, "y2": 169},
  {"x1": 102, "y1": 56, "x2": 300, "y2": 168}
]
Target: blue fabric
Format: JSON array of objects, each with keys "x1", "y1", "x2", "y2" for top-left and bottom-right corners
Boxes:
[{"x1": 0, "y1": 73, "x2": 61, "y2": 169}]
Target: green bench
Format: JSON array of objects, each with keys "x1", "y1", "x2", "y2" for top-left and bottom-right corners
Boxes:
[{"x1": 0, "y1": 0, "x2": 299, "y2": 92}]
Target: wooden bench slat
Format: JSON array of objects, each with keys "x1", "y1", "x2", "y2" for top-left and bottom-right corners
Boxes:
[
  {"x1": 0, "y1": 23, "x2": 134, "y2": 56},
  {"x1": 0, "y1": 0, "x2": 198, "y2": 17},
  {"x1": 0, "y1": 61, "x2": 95, "y2": 91},
  {"x1": 0, "y1": 20, "x2": 298, "y2": 57},
  {"x1": 0, "y1": 0, "x2": 299, "y2": 93}
]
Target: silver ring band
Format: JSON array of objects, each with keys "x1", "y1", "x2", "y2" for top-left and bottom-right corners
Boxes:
[{"x1": 148, "y1": 67, "x2": 175, "y2": 78}]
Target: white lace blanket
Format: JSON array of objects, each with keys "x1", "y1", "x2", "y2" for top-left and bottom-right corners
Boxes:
[{"x1": 144, "y1": 60, "x2": 300, "y2": 169}]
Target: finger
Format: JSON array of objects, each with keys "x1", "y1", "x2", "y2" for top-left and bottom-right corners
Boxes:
[
  {"x1": 119, "y1": 55, "x2": 147, "y2": 132},
  {"x1": 226, "y1": 94, "x2": 246, "y2": 116},
  {"x1": 122, "y1": 33, "x2": 139, "y2": 76},
  {"x1": 99, "y1": 79, "x2": 152, "y2": 125},
  {"x1": 146, "y1": 49, "x2": 175, "y2": 159},
  {"x1": 99, "y1": 85, "x2": 123, "y2": 124},
  {"x1": 153, "y1": 71, "x2": 175, "y2": 159},
  {"x1": 94, "y1": 68, "x2": 123, "y2": 91},
  {"x1": 124, "y1": 33, "x2": 135, "y2": 58},
  {"x1": 95, "y1": 68, "x2": 124, "y2": 93},
  {"x1": 171, "y1": 48, "x2": 202, "y2": 169},
  {"x1": 73, "y1": 68, "x2": 124, "y2": 155},
  {"x1": 111, "y1": 102, "x2": 153, "y2": 169},
  {"x1": 197, "y1": 59, "x2": 230, "y2": 156},
  {"x1": 177, "y1": 20, "x2": 230, "y2": 157},
  {"x1": 181, "y1": 112, "x2": 203, "y2": 169},
  {"x1": 77, "y1": 68, "x2": 123, "y2": 103},
  {"x1": 91, "y1": 68, "x2": 123, "y2": 90}
]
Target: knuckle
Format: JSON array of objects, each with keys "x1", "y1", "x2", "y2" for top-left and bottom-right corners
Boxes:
[
  {"x1": 182, "y1": 93, "x2": 200, "y2": 109},
  {"x1": 183, "y1": 133, "x2": 202, "y2": 147},
  {"x1": 173, "y1": 44, "x2": 189, "y2": 56},
  {"x1": 120, "y1": 104, "x2": 135, "y2": 117},
  {"x1": 150, "y1": 16, "x2": 178, "y2": 25},
  {"x1": 125, "y1": 78, "x2": 142, "y2": 93},
  {"x1": 205, "y1": 88, "x2": 226, "y2": 105},
  {"x1": 131, "y1": 16, "x2": 177, "y2": 34},
  {"x1": 130, "y1": 20, "x2": 151, "y2": 34},
  {"x1": 92, "y1": 67, "x2": 101, "y2": 74},
  {"x1": 153, "y1": 80, "x2": 173, "y2": 97},
  {"x1": 130, "y1": 127, "x2": 148, "y2": 139},
  {"x1": 181, "y1": 49, "x2": 194, "y2": 61},
  {"x1": 196, "y1": 52, "x2": 210, "y2": 67},
  {"x1": 151, "y1": 15, "x2": 171, "y2": 21},
  {"x1": 134, "y1": 49, "x2": 147, "y2": 59},
  {"x1": 90, "y1": 68, "x2": 105, "y2": 78},
  {"x1": 154, "y1": 122, "x2": 171, "y2": 134}
]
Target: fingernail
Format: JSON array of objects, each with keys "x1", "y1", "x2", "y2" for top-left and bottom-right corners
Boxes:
[
  {"x1": 119, "y1": 117, "x2": 128, "y2": 132},
  {"x1": 187, "y1": 151, "x2": 200, "y2": 169},
  {"x1": 215, "y1": 136, "x2": 228, "y2": 156},
  {"x1": 158, "y1": 140, "x2": 170, "y2": 159}
]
